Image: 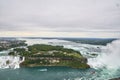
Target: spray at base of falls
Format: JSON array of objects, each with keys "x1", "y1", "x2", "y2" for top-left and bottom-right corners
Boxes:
[
  {"x1": 88, "y1": 39, "x2": 120, "y2": 70},
  {"x1": 0, "y1": 56, "x2": 24, "y2": 69}
]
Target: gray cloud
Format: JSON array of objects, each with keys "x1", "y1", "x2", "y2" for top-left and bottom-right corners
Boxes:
[{"x1": 0, "y1": 0, "x2": 120, "y2": 33}]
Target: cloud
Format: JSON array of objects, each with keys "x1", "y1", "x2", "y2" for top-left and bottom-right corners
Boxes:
[{"x1": 0, "y1": 0, "x2": 120, "y2": 37}]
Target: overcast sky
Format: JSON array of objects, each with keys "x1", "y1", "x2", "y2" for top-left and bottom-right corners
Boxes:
[{"x1": 0, "y1": 0, "x2": 120, "y2": 38}]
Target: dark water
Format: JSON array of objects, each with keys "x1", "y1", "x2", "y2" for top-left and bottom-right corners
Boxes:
[{"x1": 0, "y1": 67, "x2": 97, "y2": 80}]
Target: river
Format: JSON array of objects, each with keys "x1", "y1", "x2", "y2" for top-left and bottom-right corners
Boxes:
[{"x1": 0, "y1": 38, "x2": 120, "y2": 80}]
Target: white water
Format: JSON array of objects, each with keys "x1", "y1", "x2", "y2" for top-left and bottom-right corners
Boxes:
[
  {"x1": 1, "y1": 38, "x2": 120, "y2": 78},
  {"x1": 15, "y1": 38, "x2": 120, "y2": 70},
  {"x1": 0, "y1": 56, "x2": 24, "y2": 69},
  {"x1": 88, "y1": 39, "x2": 120, "y2": 69},
  {"x1": 22, "y1": 38, "x2": 120, "y2": 71}
]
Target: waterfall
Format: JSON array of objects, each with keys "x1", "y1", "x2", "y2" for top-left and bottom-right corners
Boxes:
[
  {"x1": 88, "y1": 39, "x2": 120, "y2": 69},
  {"x1": 0, "y1": 56, "x2": 24, "y2": 69}
]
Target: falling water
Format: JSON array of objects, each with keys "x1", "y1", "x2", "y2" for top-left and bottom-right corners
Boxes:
[
  {"x1": 0, "y1": 56, "x2": 24, "y2": 69},
  {"x1": 88, "y1": 40, "x2": 120, "y2": 69}
]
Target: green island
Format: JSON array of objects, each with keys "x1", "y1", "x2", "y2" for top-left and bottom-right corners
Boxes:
[{"x1": 9, "y1": 44, "x2": 90, "y2": 69}]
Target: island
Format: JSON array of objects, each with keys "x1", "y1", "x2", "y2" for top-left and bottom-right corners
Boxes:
[{"x1": 8, "y1": 44, "x2": 90, "y2": 69}]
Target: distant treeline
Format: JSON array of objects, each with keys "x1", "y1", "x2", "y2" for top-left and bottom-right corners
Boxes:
[
  {"x1": 61, "y1": 38, "x2": 117, "y2": 45},
  {"x1": 0, "y1": 37, "x2": 117, "y2": 46},
  {"x1": 22, "y1": 37, "x2": 117, "y2": 45}
]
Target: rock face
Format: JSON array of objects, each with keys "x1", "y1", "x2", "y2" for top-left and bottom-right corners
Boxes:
[
  {"x1": 9, "y1": 44, "x2": 90, "y2": 69},
  {"x1": 109, "y1": 77, "x2": 120, "y2": 80},
  {"x1": 20, "y1": 56, "x2": 90, "y2": 69}
]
